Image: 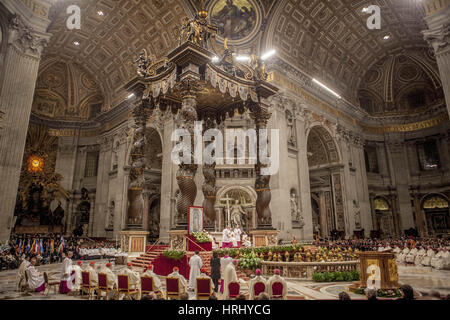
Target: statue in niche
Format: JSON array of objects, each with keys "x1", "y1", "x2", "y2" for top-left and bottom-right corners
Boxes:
[
  {"x1": 107, "y1": 201, "x2": 115, "y2": 229},
  {"x1": 286, "y1": 110, "x2": 296, "y2": 147},
  {"x1": 230, "y1": 200, "x2": 247, "y2": 228},
  {"x1": 290, "y1": 191, "x2": 305, "y2": 227},
  {"x1": 353, "y1": 200, "x2": 361, "y2": 229},
  {"x1": 81, "y1": 187, "x2": 89, "y2": 201}
]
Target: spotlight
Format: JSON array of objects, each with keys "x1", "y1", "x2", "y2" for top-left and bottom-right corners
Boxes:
[
  {"x1": 383, "y1": 34, "x2": 391, "y2": 40},
  {"x1": 97, "y1": 11, "x2": 104, "y2": 16},
  {"x1": 312, "y1": 79, "x2": 341, "y2": 99},
  {"x1": 127, "y1": 93, "x2": 135, "y2": 99},
  {"x1": 261, "y1": 49, "x2": 276, "y2": 60},
  {"x1": 235, "y1": 55, "x2": 250, "y2": 62},
  {"x1": 211, "y1": 56, "x2": 219, "y2": 63},
  {"x1": 73, "y1": 41, "x2": 80, "y2": 46}
]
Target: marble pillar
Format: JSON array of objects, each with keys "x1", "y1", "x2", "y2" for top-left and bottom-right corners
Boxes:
[
  {"x1": 0, "y1": 12, "x2": 51, "y2": 243},
  {"x1": 423, "y1": 3, "x2": 450, "y2": 116},
  {"x1": 295, "y1": 111, "x2": 313, "y2": 240}
]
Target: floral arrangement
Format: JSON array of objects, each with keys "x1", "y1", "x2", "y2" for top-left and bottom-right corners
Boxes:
[
  {"x1": 312, "y1": 270, "x2": 360, "y2": 282},
  {"x1": 162, "y1": 249, "x2": 186, "y2": 260},
  {"x1": 238, "y1": 251, "x2": 262, "y2": 271},
  {"x1": 191, "y1": 231, "x2": 211, "y2": 243},
  {"x1": 213, "y1": 244, "x2": 304, "y2": 258},
  {"x1": 353, "y1": 287, "x2": 402, "y2": 298}
]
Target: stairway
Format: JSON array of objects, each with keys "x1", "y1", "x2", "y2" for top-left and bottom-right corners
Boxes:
[{"x1": 130, "y1": 245, "x2": 169, "y2": 269}]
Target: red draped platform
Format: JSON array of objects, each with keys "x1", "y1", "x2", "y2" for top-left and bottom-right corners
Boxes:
[
  {"x1": 153, "y1": 255, "x2": 190, "y2": 279},
  {"x1": 187, "y1": 235, "x2": 212, "y2": 251}
]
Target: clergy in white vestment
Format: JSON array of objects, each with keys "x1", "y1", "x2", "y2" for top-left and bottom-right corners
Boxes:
[
  {"x1": 219, "y1": 254, "x2": 233, "y2": 293},
  {"x1": 267, "y1": 269, "x2": 288, "y2": 300},
  {"x1": 421, "y1": 248, "x2": 435, "y2": 266},
  {"x1": 249, "y1": 269, "x2": 267, "y2": 300},
  {"x1": 405, "y1": 247, "x2": 418, "y2": 264},
  {"x1": 85, "y1": 261, "x2": 98, "y2": 286},
  {"x1": 222, "y1": 227, "x2": 231, "y2": 248},
  {"x1": 194, "y1": 268, "x2": 214, "y2": 296},
  {"x1": 223, "y1": 259, "x2": 238, "y2": 299},
  {"x1": 439, "y1": 248, "x2": 450, "y2": 270},
  {"x1": 233, "y1": 227, "x2": 242, "y2": 247},
  {"x1": 59, "y1": 251, "x2": 73, "y2": 294},
  {"x1": 397, "y1": 246, "x2": 410, "y2": 263},
  {"x1": 167, "y1": 267, "x2": 188, "y2": 293},
  {"x1": 188, "y1": 251, "x2": 203, "y2": 290},
  {"x1": 230, "y1": 232, "x2": 238, "y2": 248},
  {"x1": 242, "y1": 234, "x2": 252, "y2": 247},
  {"x1": 414, "y1": 247, "x2": 426, "y2": 266},
  {"x1": 120, "y1": 263, "x2": 140, "y2": 289},
  {"x1": 99, "y1": 262, "x2": 117, "y2": 299},
  {"x1": 71, "y1": 261, "x2": 83, "y2": 291},
  {"x1": 142, "y1": 264, "x2": 161, "y2": 292},
  {"x1": 17, "y1": 256, "x2": 30, "y2": 289},
  {"x1": 26, "y1": 257, "x2": 45, "y2": 292}
]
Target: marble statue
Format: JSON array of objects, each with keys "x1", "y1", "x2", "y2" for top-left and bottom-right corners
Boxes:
[{"x1": 230, "y1": 200, "x2": 246, "y2": 228}]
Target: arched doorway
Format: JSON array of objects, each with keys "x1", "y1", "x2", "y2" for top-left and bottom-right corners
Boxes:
[
  {"x1": 307, "y1": 125, "x2": 343, "y2": 238},
  {"x1": 421, "y1": 194, "x2": 450, "y2": 236},
  {"x1": 373, "y1": 197, "x2": 394, "y2": 238}
]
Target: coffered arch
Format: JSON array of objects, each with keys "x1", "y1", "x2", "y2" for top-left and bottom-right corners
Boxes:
[
  {"x1": 43, "y1": 0, "x2": 196, "y2": 110},
  {"x1": 307, "y1": 125, "x2": 341, "y2": 168},
  {"x1": 262, "y1": 0, "x2": 429, "y2": 104}
]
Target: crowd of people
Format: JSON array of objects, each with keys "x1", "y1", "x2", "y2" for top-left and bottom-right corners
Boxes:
[{"x1": 1, "y1": 235, "x2": 125, "y2": 272}]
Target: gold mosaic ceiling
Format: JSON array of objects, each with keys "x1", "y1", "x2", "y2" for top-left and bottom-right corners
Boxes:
[{"x1": 39, "y1": 0, "x2": 433, "y2": 117}]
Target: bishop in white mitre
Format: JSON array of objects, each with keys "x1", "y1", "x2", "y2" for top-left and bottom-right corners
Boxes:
[
  {"x1": 249, "y1": 268, "x2": 267, "y2": 300},
  {"x1": 188, "y1": 251, "x2": 203, "y2": 290},
  {"x1": 421, "y1": 247, "x2": 435, "y2": 267},
  {"x1": 405, "y1": 246, "x2": 418, "y2": 264},
  {"x1": 414, "y1": 246, "x2": 426, "y2": 266}
]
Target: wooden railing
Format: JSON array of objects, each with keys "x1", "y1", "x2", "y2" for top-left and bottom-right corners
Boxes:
[
  {"x1": 261, "y1": 260, "x2": 359, "y2": 280},
  {"x1": 183, "y1": 235, "x2": 208, "y2": 252},
  {"x1": 145, "y1": 237, "x2": 169, "y2": 254}
]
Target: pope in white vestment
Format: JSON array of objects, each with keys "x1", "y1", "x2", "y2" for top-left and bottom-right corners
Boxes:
[
  {"x1": 167, "y1": 267, "x2": 188, "y2": 293},
  {"x1": 223, "y1": 260, "x2": 238, "y2": 299},
  {"x1": 17, "y1": 257, "x2": 30, "y2": 289},
  {"x1": 249, "y1": 269, "x2": 267, "y2": 300},
  {"x1": 188, "y1": 252, "x2": 203, "y2": 290},
  {"x1": 267, "y1": 269, "x2": 288, "y2": 300},
  {"x1": 26, "y1": 258, "x2": 45, "y2": 292}
]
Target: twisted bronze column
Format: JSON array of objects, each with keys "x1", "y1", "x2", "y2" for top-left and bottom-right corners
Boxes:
[
  {"x1": 251, "y1": 107, "x2": 273, "y2": 229},
  {"x1": 201, "y1": 113, "x2": 217, "y2": 230},
  {"x1": 175, "y1": 80, "x2": 201, "y2": 227}
]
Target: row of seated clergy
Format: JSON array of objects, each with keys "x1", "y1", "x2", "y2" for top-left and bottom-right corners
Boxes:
[
  {"x1": 395, "y1": 246, "x2": 450, "y2": 269},
  {"x1": 81, "y1": 262, "x2": 163, "y2": 298},
  {"x1": 248, "y1": 268, "x2": 288, "y2": 300}
]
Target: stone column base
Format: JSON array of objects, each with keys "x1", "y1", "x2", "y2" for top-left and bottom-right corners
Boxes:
[
  {"x1": 120, "y1": 230, "x2": 149, "y2": 259},
  {"x1": 169, "y1": 229, "x2": 188, "y2": 250},
  {"x1": 249, "y1": 229, "x2": 279, "y2": 247}
]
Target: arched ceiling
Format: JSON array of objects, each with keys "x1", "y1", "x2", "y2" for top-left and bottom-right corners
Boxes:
[
  {"x1": 264, "y1": 0, "x2": 429, "y2": 103},
  {"x1": 37, "y1": 0, "x2": 439, "y2": 119},
  {"x1": 307, "y1": 126, "x2": 339, "y2": 167},
  {"x1": 358, "y1": 49, "x2": 444, "y2": 115},
  {"x1": 33, "y1": 57, "x2": 103, "y2": 121},
  {"x1": 44, "y1": 0, "x2": 194, "y2": 110}
]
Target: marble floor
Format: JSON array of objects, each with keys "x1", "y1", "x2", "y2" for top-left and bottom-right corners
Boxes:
[{"x1": 1, "y1": 261, "x2": 449, "y2": 300}]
